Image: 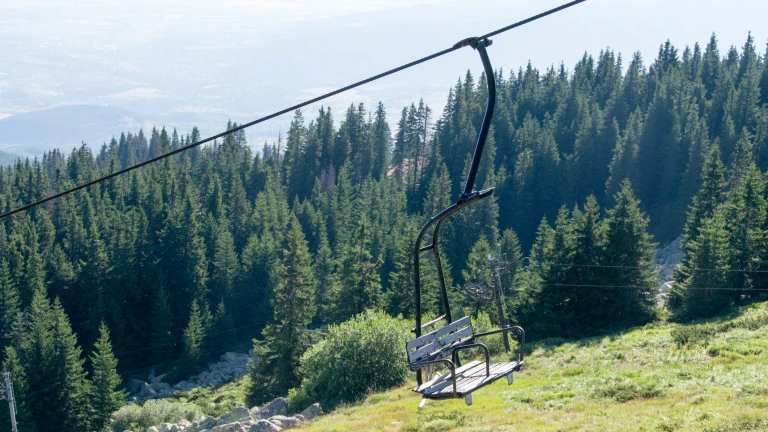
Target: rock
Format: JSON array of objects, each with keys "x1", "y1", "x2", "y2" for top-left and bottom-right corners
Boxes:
[
  {"x1": 178, "y1": 419, "x2": 192, "y2": 429},
  {"x1": 195, "y1": 416, "x2": 218, "y2": 430},
  {"x1": 128, "y1": 379, "x2": 145, "y2": 394},
  {"x1": 300, "y1": 403, "x2": 323, "y2": 421},
  {"x1": 152, "y1": 382, "x2": 174, "y2": 397},
  {"x1": 146, "y1": 427, "x2": 160, "y2": 432},
  {"x1": 267, "y1": 415, "x2": 284, "y2": 427},
  {"x1": 212, "y1": 423, "x2": 241, "y2": 432},
  {"x1": 279, "y1": 417, "x2": 302, "y2": 429},
  {"x1": 248, "y1": 405, "x2": 260, "y2": 419},
  {"x1": 138, "y1": 382, "x2": 158, "y2": 400},
  {"x1": 151, "y1": 372, "x2": 168, "y2": 384},
  {"x1": 174, "y1": 380, "x2": 197, "y2": 392},
  {"x1": 218, "y1": 405, "x2": 250, "y2": 425},
  {"x1": 247, "y1": 420, "x2": 283, "y2": 432},
  {"x1": 294, "y1": 414, "x2": 305, "y2": 422},
  {"x1": 160, "y1": 423, "x2": 178, "y2": 432},
  {"x1": 257, "y1": 398, "x2": 287, "y2": 419}
]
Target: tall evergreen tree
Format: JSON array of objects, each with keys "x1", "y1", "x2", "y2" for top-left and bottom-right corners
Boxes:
[
  {"x1": 248, "y1": 215, "x2": 316, "y2": 404},
  {"x1": 88, "y1": 323, "x2": 127, "y2": 431}
]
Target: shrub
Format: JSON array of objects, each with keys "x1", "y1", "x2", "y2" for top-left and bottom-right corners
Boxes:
[
  {"x1": 291, "y1": 310, "x2": 410, "y2": 410},
  {"x1": 472, "y1": 311, "x2": 507, "y2": 356},
  {"x1": 111, "y1": 399, "x2": 202, "y2": 432},
  {"x1": 591, "y1": 378, "x2": 662, "y2": 403}
]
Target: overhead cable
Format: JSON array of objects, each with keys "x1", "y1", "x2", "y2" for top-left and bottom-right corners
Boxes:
[{"x1": 0, "y1": 0, "x2": 587, "y2": 221}]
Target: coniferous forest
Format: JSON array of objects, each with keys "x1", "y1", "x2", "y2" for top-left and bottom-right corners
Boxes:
[{"x1": 2, "y1": 33, "x2": 768, "y2": 429}]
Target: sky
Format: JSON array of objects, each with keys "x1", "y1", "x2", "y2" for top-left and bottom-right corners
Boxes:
[{"x1": 1, "y1": 0, "x2": 767, "y2": 154}]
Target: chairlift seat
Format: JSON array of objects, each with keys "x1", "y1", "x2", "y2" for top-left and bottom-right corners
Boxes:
[{"x1": 405, "y1": 316, "x2": 524, "y2": 405}]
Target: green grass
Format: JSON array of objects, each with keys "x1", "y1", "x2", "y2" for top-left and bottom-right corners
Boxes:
[
  {"x1": 168, "y1": 375, "x2": 251, "y2": 418},
  {"x1": 299, "y1": 302, "x2": 768, "y2": 431},
  {"x1": 156, "y1": 302, "x2": 768, "y2": 431}
]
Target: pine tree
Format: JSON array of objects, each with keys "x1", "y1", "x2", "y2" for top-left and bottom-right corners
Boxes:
[
  {"x1": 51, "y1": 298, "x2": 91, "y2": 432},
  {"x1": 1, "y1": 346, "x2": 34, "y2": 432},
  {"x1": 385, "y1": 227, "x2": 416, "y2": 318},
  {"x1": 668, "y1": 214, "x2": 732, "y2": 319},
  {"x1": 248, "y1": 215, "x2": 316, "y2": 404},
  {"x1": 88, "y1": 323, "x2": 127, "y2": 431},
  {"x1": 602, "y1": 180, "x2": 658, "y2": 327},
  {"x1": 0, "y1": 259, "x2": 20, "y2": 349},
  {"x1": 331, "y1": 216, "x2": 382, "y2": 322},
  {"x1": 180, "y1": 299, "x2": 209, "y2": 377},
  {"x1": 149, "y1": 283, "x2": 174, "y2": 365}
]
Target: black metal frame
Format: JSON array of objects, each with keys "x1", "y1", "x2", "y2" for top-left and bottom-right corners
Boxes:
[{"x1": 413, "y1": 37, "x2": 496, "y2": 385}]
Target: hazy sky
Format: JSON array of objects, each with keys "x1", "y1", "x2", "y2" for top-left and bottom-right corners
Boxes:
[{"x1": 1, "y1": 0, "x2": 767, "y2": 147}]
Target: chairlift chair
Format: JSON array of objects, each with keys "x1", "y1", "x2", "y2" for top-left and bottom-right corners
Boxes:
[{"x1": 405, "y1": 37, "x2": 525, "y2": 409}]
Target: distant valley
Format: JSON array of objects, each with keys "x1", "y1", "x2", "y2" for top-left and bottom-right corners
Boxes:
[{"x1": 0, "y1": 105, "x2": 237, "y2": 158}]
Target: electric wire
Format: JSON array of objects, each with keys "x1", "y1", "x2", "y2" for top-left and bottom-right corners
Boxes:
[
  {"x1": 535, "y1": 261, "x2": 768, "y2": 274},
  {"x1": 0, "y1": 0, "x2": 588, "y2": 221}
]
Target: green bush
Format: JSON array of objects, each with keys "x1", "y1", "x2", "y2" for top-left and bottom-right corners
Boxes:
[
  {"x1": 111, "y1": 399, "x2": 202, "y2": 432},
  {"x1": 472, "y1": 311, "x2": 507, "y2": 356},
  {"x1": 291, "y1": 310, "x2": 410, "y2": 410},
  {"x1": 591, "y1": 378, "x2": 662, "y2": 403}
]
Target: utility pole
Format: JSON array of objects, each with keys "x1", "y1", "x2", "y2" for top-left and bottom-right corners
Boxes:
[
  {"x1": 0, "y1": 373, "x2": 18, "y2": 432},
  {"x1": 488, "y1": 247, "x2": 510, "y2": 351}
]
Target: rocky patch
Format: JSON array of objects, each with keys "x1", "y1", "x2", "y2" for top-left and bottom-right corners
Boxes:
[{"x1": 126, "y1": 399, "x2": 323, "y2": 432}]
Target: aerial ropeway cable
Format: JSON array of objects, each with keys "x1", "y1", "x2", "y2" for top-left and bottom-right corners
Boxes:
[{"x1": 0, "y1": 0, "x2": 588, "y2": 221}]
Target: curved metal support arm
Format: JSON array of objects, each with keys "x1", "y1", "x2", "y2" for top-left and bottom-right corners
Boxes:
[
  {"x1": 452, "y1": 343, "x2": 491, "y2": 376},
  {"x1": 461, "y1": 38, "x2": 496, "y2": 200},
  {"x1": 412, "y1": 37, "x2": 496, "y2": 386},
  {"x1": 474, "y1": 326, "x2": 526, "y2": 363}
]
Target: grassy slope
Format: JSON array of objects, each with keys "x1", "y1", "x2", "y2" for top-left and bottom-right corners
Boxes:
[{"x1": 301, "y1": 303, "x2": 768, "y2": 432}]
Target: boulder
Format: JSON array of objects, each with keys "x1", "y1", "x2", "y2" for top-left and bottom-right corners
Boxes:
[
  {"x1": 152, "y1": 382, "x2": 174, "y2": 397},
  {"x1": 267, "y1": 415, "x2": 285, "y2": 427},
  {"x1": 138, "y1": 382, "x2": 158, "y2": 400},
  {"x1": 178, "y1": 419, "x2": 192, "y2": 429},
  {"x1": 146, "y1": 427, "x2": 160, "y2": 432},
  {"x1": 300, "y1": 403, "x2": 323, "y2": 421},
  {"x1": 174, "y1": 380, "x2": 197, "y2": 392},
  {"x1": 294, "y1": 414, "x2": 305, "y2": 422},
  {"x1": 128, "y1": 379, "x2": 145, "y2": 394},
  {"x1": 279, "y1": 417, "x2": 302, "y2": 429},
  {"x1": 194, "y1": 416, "x2": 217, "y2": 430},
  {"x1": 218, "y1": 405, "x2": 250, "y2": 425},
  {"x1": 151, "y1": 372, "x2": 168, "y2": 384},
  {"x1": 212, "y1": 423, "x2": 241, "y2": 432},
  {"x1": 247, "y1": 420, "x2": 283, "y2": 432},
  {"x1": 159, "y1": 423, "x2": 178, "y2": 432},
  {"x1": 256, "y1": 398, "x2": 287, "y2": 419}
]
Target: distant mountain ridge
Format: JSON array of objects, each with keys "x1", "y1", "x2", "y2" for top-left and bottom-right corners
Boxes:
[
  {"x1": 0, "y1": 149, "x2": 19, "y2": 166},
  {"x1": 0, "y1": 105, "x2": 150, "y2": 157}
]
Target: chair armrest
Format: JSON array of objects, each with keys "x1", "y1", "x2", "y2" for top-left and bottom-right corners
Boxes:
[
  {"x1": 474, "y1": 326, "x2": 525, "y2": 363},
  {"x1": 451, "y1": 343, "x2": 490, "y2": 376},
  {"x1": 408, "y1": 358, "x2": 457, "y2": 396}
]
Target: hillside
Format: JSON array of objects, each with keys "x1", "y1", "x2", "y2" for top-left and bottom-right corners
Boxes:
[
  {"x1": 0, "y1": 149, "x2": 18, "y2": 166},
  {"x1": 297, "y1": 303, "x2": 768, "y2": 432}
]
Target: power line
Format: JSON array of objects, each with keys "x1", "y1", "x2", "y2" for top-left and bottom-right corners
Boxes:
[
  {"x1": 539, "y1": 282, "x2": 768, "y2": 292},
  {"x1": 0, "y1": 0, "x2": 588, "y2": 221},
  {"x1": 536, "y1": 261, "x2": 768, "y2": 274}
]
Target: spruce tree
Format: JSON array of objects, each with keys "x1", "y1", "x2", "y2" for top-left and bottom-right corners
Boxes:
[
  {"x1": 602, "y1": 180, "x2": 658, "y2": 327},
  {"x1": 0, "y1": 259, "x2": 20, "y2": 349},
  {"x1": 668, "y1": 214, "x2": 732, "y2": 319},
  {"x1": 88, "y1": 323, "x2": 127, "y2": 431},
  {"x1": 385, "y1": 227, "x2": 416, "y2": 318},
  {"x1": 248, "y1": 215, "x2": 316, "y2": 404},
  {"x1": 51, "y1": 298, "x2": 91, "y2": 432},
  {"x1": 1, "y1": 346, "x2": 34, "y2": 432},
  {"x1": 331, "y1": 216, "x2": 382, "y2": 322},
  {"x1": 180, "y1": 299, "x2": 209, "y2": 377}
]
